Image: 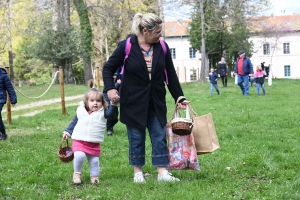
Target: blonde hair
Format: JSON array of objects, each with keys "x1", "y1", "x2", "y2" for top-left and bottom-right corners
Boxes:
[
  {"x1": 256, "y1": 65, "x2": 261, "y2": 71},
  {"x1": 131, "y1": 13, "x2": 162, "y2": 36},
  {"x1": 82, "y1": 80, "x2": 108, "y2": 111}
]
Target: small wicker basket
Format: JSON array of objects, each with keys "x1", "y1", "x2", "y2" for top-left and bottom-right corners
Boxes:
[
  {"x1": 58, "y1": 138, "x2": 74, "y2": 163},
  {"x1": 171, "y1": 118, "x2": 193, "y2": 136}
]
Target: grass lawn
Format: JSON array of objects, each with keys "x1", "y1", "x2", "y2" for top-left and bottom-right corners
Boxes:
[{"x1": 0, "y1": 78, "x2": 300, "y2": 199}]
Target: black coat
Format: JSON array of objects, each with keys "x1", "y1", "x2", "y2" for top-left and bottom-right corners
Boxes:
[
  {"x1": 0, "y1": 68, "x2": 17, "y2": 104},
  {"x1": 217, "y1": 62, "x2": 228, "y2": 77},
  {"x1": 102, "y1": 35, "x2": 184, "y2": 128}
]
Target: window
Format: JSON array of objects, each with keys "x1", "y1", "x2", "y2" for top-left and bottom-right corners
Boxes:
[
  {"x1": 284, "y1": 65, "x2": 290, "y2": 77},
  {"x1": 263, "y1": 43, "x2": 270, "y2": 55},
  {"x1": 190, "y1": 69, "x2": 197, "y2": 81},
  {"x1": 170, "y1": 48, "x2": 176, "y2": 59},
  {"x1": 189, "y1": 47, "x2": 196, "y2": 58},
  {"x1": 283, "y1": 43, "x2": 290, "y2": 54}
]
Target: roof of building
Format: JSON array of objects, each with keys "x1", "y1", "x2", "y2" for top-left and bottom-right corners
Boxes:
[
  {"x1": 163, "y1": 15, "x2": 300, "y2": 37},
  {"x1": 164, "y1": 19, "x2": 191, "y2": 37},
  {"x1": 247, "y1": 14, "x2": 300, "y2": 33}
]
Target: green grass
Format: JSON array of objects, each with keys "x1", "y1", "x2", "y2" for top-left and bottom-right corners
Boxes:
[{"x1": 1, "y1": 78, "x2": 300, "y2": 199}]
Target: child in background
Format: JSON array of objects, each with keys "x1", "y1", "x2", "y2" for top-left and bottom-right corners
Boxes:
[
  {"x1": 254, "y1": 65, "x2": 266, "y2": 95},
  {"x1": 63, "y1": 81, "x2": 118, "y2": 184},
  {"x1": 208, "y1": 68, "x2": 220, "y2": 95},
  {"x1": 0, "y1": 68, "x2": 17, "y2": 141}
]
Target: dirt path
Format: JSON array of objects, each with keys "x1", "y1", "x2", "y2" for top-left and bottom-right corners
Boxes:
[
  {"x1": 11, "y1": 95, "x2": 82, "y2": 111},
  {"x1": 3, "y1": 95, "x2": 82, "y2": 118}
]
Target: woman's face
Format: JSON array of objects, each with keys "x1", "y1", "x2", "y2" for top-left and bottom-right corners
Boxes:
[{"x1": 144, "y1": 24, "x2": 162, "y2": 44}]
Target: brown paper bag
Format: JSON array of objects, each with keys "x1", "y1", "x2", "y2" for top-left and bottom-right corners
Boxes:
[{"x1": 190, "y1": 109, "x2": 220, "y2": 155}]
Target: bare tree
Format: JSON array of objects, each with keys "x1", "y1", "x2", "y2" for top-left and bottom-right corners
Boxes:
[
  {"x1": 198, "y1": 0, "x2": 208, "y2": 82},
  {"x1": 260, "y1": 19, "x2": 294, "y2": 85},
  {"x1": 157, "y1": 0, "x2": 165, "y2": 39}
]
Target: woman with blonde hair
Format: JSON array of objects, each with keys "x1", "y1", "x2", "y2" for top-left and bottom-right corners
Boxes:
[{"x1": 103, "y1": 13, "x2": 189, "y2": 183}]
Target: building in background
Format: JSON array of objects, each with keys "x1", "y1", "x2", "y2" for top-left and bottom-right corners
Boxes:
[
  {"x1": 164, "y1": 20, "x2": 201, "y2": 83},
  {"x1": 248, "y1": 14, "x2": 300, "y2": 79},
  {"x1": 164, "y1": 14, "x2": 300, "y2": 82}
]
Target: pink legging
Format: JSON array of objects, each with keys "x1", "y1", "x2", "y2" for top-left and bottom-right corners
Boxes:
[{"x1": 73, "y1": 151, "x2": 100, "y2": 176}]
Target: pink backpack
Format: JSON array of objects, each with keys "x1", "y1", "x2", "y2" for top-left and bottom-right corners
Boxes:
[{"x1": 120, "y1": 37, "x2": 169, "y2": 84}]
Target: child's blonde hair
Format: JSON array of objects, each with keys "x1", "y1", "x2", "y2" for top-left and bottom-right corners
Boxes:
[
  {"x1": 256, "y1": 65, "x2": 261, "y2": 71},
  {"x1": 82, "y1": 80, "x2": 108, "y2": 111}
]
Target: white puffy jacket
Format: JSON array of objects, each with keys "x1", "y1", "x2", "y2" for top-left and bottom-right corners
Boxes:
[{"x1": 72, "y1": 101, "x2": 106, "y2": 143}]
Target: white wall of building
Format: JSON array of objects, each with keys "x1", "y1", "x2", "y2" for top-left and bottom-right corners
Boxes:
[
  {"x1": 249, "y1": 32, "x2": 300, "y2": 78},
  {"x1": 165, "y1": 36, "x2": 202, "y2": 82}
]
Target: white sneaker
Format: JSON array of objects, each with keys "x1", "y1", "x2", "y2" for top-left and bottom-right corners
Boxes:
[
  {"x1": 133, "y1": 172, "x2": 146, "y2": 183},
  {"x1": 157, "y1": 170, "x2": 180, "y2": 182}
]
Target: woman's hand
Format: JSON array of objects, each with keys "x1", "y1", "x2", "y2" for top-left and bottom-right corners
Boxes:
[
  {"x1": 107, "y1": 89, "x2": 120, "y2": 104},
  {"x1": 177, "y1": 100, "x2": 190, "y2": 110}
]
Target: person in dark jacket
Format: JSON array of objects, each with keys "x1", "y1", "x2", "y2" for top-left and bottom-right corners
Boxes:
[
  {"x1": 102, "y1": 13, "x2": 188, "y2": 183},
  {"x1": 217, "y1": 57, "x2": 228, "y2": 87},
  {"x1": 209, "y1": 68, "x2": 220, "y2": 95},
  {"x1": 103, "y1": 67, "x2": 122, "y2": 136},
  {"x1": 234, "y1": 50, "x2": 254, "y2": 95},
  {"x1": 0, "y1": 68, "x2": 17, "y2": 140}
]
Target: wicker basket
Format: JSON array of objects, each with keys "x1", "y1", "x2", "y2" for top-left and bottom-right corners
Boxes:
[
  {"x1": 58, "y1": 138, "x2": 74, "y2": 163},
  {"x1": 171, "y1": 118, "x2": 193, "y2": 136}
]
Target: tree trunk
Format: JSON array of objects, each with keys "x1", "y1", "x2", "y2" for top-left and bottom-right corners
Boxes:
[
  {"x1": 199, "y1": 0, "x2": 208, "y2": 82},
  {"x1": 52, "y1": 0, "x2": 74, "y2": 83},
  {"x1": 73, "y1": 0, "x2": 93, "y2": 84},
  {"x1": 157, "y1": 0, "x2": 165, "y2": 39},
  {"x1": 7, "y1": 0, "x2": 14, "y2": 82}
]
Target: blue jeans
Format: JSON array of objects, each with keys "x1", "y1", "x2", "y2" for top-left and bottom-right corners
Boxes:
[
  {"x1": 237, "y1": 75, "x2": 250, "y2": 95},
  {"x1": 0, "y1": 104, "x2": 6, "y2": 136},
  {"x1": 256, "y1": 83, "x2": 266, "y2": 95},
  {"x1": 210, "y1": 83, "x2": 219, "y2": 95},
  {"x1": 126, "y1": 109, "x2": 169, "y2": 167}
]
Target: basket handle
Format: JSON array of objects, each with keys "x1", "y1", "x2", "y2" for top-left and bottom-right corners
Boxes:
[
  {"x1": 172, "y1": 96, "x2": 191, "y2": 120},
  {"x1": 170, "y1": 96, "x2": 185, "y2": 120},
  {"x1": 59, "y1": 138, "x2": 69, "y2": 151}
]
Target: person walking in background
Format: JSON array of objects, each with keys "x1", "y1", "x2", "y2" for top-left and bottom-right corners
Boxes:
[
  {"x1": 217, "y1": 57, "x2": 228, "y2": 87},
  {"x1": 63, "y1": 81, "x2": 117, "y2": 184},
  {"x1": 254, "y1": 65, "x2": 266, "y2": 95},
  {"x1": 209, "y1": 68, "x2": 220, "y2": 95},
  {"x1": 102, "y1": 13, "x2": 189, "y2": 183},
  {"x1": 0, "y1": 68, "x2": 17, "y2": 141},
  {"x1": 234, "y1": 50, "x2": 254, "y2": 96},
  {"x1": 261, "y1": 62, "x2": 265, "y2": 71},
  {"x1": 103, "y1": 67, "x2": 122, "y2": 136},
  {"x1": 265, "y1": 64, "x2": 270, "y2": 77}
]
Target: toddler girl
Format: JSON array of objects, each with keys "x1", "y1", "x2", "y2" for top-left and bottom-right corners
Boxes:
[
  {"x1": 63, "y1": 85, "x2": 117, "y2": 184},
  {"x1": 254, "y1": 65, "x2": 266, "y2": 95}
]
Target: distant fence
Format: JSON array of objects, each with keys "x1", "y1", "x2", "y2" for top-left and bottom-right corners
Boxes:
[{"x1": 13, "y1": 77, "x2": 87, "y2": 87}]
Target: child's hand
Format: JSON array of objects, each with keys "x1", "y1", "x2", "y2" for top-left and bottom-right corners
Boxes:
[
  {"x1": 62, "y1": 131, "x2": 71, "y2": 140},
  {"x1": 111, "y1": 95, "x2": 120, "y2": 105}
]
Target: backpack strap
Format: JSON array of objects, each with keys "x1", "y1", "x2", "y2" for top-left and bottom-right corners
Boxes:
[
  {"x1": 121, "y1": 37, "x2": 169, "y2": 85},
  {"x1": 160, "y1": 40, "x2": 169, "y2": 85},
  {"x1": 120, "y1": 37, "x2": 131, "y2": 75},
  {"x1": 159, "y1": 40, "x2": 167, "y2": 55}
]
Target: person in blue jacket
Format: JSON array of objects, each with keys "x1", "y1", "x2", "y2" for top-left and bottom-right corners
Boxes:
[
  {"x1": 234, "y1": 50, "x2": 254, "y2": 95},
  {"x1": 208, "y1": 68, "x2": 220, "y2": 95},
  {"x1": 0, "y1": 68, "x2": 17, "y2": 140}
]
